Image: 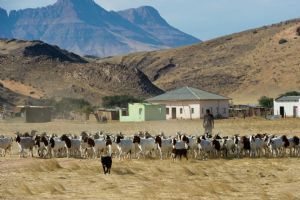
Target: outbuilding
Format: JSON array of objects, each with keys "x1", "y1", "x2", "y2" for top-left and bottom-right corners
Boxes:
[
  {"x1": 147, "y1": 86, "x2": 230, "y2": 119},
  {"x1": 119, "y1": 103, "x2": 166, "y2": 122},
  {"x1": 95, "y1": 108, "x2": 120, "y2": 121},
  {"x1": 274, "y1": 96, "x2": 300, "y2": 118},
  {"x1": 18, "y1": 106, "x2": 53, "y2": 123}
]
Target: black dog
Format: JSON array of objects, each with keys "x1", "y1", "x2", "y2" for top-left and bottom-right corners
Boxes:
[{"x1": 101, "y1": 156, "x2": 112, "y2": 174}]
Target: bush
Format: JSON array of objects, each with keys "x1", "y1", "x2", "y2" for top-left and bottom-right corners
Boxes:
[
  {"x1": 53, "y1": 98, "x2": 93, "y2": 114},
  {"x1": 102, "y1": 95, "x2": 144, "y2": 108},
  {"x1": 258, "y1": 96, "x2": 273, "y2": 108},
  {"x1": 297, "y1": 27, "x2": 300, "y2": 36},
  {"x1": 278, "y1": 38, "x2": 288, "y2": 44},
  {"x1": 280, "y1": 91, "x2": 300, "y2": 96}
]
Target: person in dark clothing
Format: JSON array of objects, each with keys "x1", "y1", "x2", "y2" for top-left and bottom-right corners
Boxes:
[{"x1": 203, "y1": 109, "x2": 214, "y2": 137}]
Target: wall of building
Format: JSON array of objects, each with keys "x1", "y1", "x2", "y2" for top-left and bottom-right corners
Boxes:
[
  {"x1": 120, "y1": 103, "x2": 166, "y2": 122},
  {"x1": 151, "y1": 100, "x2": 229, "y2": 119},
  {"x1": 199, "y1": 100, "x2": 229, "y2": 118},
  {"x1": 145, "y1": 104, "x2": 166, "y2": 121},
  {"x1": 97, "y1": 110, "x2": 119, "y2": 121},
  {"x1": 119, "y1": 103, "x2": 145, "y2": 122},
  {"x1": 165, "y1": 103, "x2": 200, "y2": 120},
  {"x1": 274, "y1": 100, "x2": 300, "y2": 117},
  {"x1": 25, "y1": 107, "x2": 52, "y2": 123}
]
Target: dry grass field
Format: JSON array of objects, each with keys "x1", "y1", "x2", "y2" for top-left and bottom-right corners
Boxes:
[{"x1": 0, "y1": 118, "x2": 300, "y2": 200}]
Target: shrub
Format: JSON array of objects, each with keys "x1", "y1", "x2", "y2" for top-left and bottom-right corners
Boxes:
[
  {"x1": 258, "y1": 96, "x2": 273, "y2": 108},
  {"x1": 278, "y1": 38, "x2": 288, "y2": 44},
  {"x1": 280, "y1": 91, "x2": 300, "y2": 96},
  {"x1": 102, "y1": 95, "x2": 144, "y2": 108},
  {"x1": 297, "y1": 27, "x2": 300, "y2": 36},
  {"x1": 53, "y1": 98, "x2": 93, "y2": 114}
]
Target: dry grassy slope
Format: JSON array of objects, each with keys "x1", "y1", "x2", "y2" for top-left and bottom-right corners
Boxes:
[
  {"x1": 100, "y1": 19, "x2": 300, "y2": 103},
  {"x1": 0, "y1": 39, "x2": 163, "y2": 105}
]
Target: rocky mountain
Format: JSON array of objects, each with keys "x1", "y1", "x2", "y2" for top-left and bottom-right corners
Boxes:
[
  {"x1": 0, "y1": 7, "x2": 10, "y2": 38},
  {"x1": 0, "y1": 39, "x2": 163, "y2": 105},
  {"x1": 99, "y1": 19, "x2": 300, "y2": 103},
  {"x1": 118, "y1": 6, "x2": 199, "y2": 47},
  {"x1": 0, "y1": 0, "x2": 200, "y2": 57}
]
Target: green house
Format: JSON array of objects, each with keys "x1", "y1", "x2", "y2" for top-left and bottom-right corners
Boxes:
[{"x1": 119, "y1": 103, "x2": 166, "y2": 122}]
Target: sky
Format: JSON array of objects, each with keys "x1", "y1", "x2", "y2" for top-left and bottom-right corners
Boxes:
[{"x1": 0, "y1": 0, "x2": 300, "y2": 40}]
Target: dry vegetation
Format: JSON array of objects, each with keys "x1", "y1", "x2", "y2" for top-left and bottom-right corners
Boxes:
[
  {"x1": 0, "y1": 118, "x2": 300, "y2": 200},
  {"x1": 101, "y1": 19, "x2": 300, "y2": 103}
]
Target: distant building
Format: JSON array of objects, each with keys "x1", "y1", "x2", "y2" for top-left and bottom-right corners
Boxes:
[
  {"x1": 18, "y1": 106, "x2": 53, "y2": 123},
  {"x1": 119, "y1": 103, "x2": 166, "y2": 122},
  {"x1": 274, "y1": 96, "x2": 300, "y2": 118},
  {"x1": 229, "y1": 104, "x2": 272, "y2": 118},
  {"x1": 96, "y1": 108, "x2": 120, "y2": 121},
  {"x1": 147, "y1": 86, "x2": 230, "y2": 119}
]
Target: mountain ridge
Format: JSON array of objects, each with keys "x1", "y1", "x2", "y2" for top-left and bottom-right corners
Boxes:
[
  {"x1": 0, "y1": 0, "x2": 200, "y2": 57},
  {"x1": 99, "y1": 18, "x2": 300, "y2": 103},
  {"x1": 118, "y1": 6, "x2": 200, "y2": 47}
]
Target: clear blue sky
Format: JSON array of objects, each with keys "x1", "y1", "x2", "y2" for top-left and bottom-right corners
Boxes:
[{"x1": 0, "y1": 0, "x2": 300, "y2": 40}]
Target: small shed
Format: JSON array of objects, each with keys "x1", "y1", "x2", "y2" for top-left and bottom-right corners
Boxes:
[
  {"x1": 119, "y1": 103, "x2": 166, "y2": 122},
  {"x1": 229, "y1": 104, "x2": 272, "y2": 118},
  {"x1": 274, "y1": 96, "x2": 300, "y2": 118},
  {"x1": 18, "y1": 106, "x2": 53, "y2": 123},
  {"x1": 96, "y1": 108, "x2": 120, "y2": 121}
]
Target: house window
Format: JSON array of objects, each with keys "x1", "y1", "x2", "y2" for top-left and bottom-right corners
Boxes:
[
  {"x1": 210, "y1": 107, "x2": 213, "y2": 113},
  {"x1": 191, "y1": 108, "x2": 195, "y2": 114},
  {"x1": 180, "y1": 108, "x2": 183, "y2": 114},
  {"x1": 139, "y1": 108, "x2": 142, "y2": 115},
  {"x1": 223, "y1": 108, "x2": 226, "y2": 114},
  {"x1": 216, "y1": 107, "x2": 219, "y2": 114},
  {"x1": 166, "y1": 108, "x2": 170, "y2": 115},
  {"x1": 201, "y1": 108, "x2": 204, "y2": 114}
]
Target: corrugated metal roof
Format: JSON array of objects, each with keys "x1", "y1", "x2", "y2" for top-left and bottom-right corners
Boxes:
[
  {"x1": 275, "y1": 96, "x2": 300, "y2": 102},
  {"x1": 147, "y1": 86, "x2": 230, "y2": 101}
]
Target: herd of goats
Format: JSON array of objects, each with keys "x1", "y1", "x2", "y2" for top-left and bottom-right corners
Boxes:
[{"x1": 0, "y1": 130, "x2": 300, "y2": 161}]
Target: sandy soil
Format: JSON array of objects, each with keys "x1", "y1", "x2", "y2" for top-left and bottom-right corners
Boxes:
[
  {"x1": 0, "y1": 118, "x2": 300, "y2": 200},
  {"x1": 1, "y1": 118, "x2": 300, "y2": 137}
]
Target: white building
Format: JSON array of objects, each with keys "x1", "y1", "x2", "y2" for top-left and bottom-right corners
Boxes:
[
  {"x1": 274, "y1": 96, "x2": 300, "y2": 118},
  {"x1": 147, "y1": 86, "x2": 231, "y2": 119}
]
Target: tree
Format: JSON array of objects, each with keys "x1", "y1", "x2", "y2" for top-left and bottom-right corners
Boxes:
[
  {"x1": 280, "y1": 91, "x2": 300, "y2": 96},
  {"x1": 258, "y1": 96, "x2": 273, "y2": 108},
  {"x1": 102, "y1": 95, "x2": 144, "y2": 108},
  {"x1": 53, "y1": 98, "x2": 92, "y2": 116}
]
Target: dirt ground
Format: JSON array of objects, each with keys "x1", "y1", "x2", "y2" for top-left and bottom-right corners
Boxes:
[
  {"x1": 0, "y1": 118, "x2": 300, "y2": 200},
  {"x1": 1, "y1": 117, "x2": 300, "y2": 137}
]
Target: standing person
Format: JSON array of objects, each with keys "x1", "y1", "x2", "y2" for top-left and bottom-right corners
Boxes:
[{"x1": 203, "y1": 109, "x2": 214, "y2": 137}]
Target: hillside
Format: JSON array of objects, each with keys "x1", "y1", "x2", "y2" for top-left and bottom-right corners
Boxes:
[
  {"x1": 100, "y1": 19, "x2": 300, "y2": 103},
  {"x1": 0, "y1": 0, "x2": 200, "y2": 57},
  {"x1": 0, "y1": 39, "x2": 163, "y2": 105}
]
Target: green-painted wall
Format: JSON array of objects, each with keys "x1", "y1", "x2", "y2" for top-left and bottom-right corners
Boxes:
[
  {"x1": 119, "y1": 103, "x2": 166, "y2": 122},
  {"x1": 145, "y1": 104, "x2": 166, "y2": 121}
]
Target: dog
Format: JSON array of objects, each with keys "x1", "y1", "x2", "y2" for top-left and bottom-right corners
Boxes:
[{"x1": 101, "y1": 155, "x2": 112, "y2": 174}]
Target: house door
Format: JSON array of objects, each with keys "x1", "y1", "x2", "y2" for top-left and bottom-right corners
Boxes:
[
  {"x1": 293, "y1": 106, "x2": 298, "y2": 118},
  {"x1": 279, "y1": 106, "x2": 285, "y2": 118},
  {"x1": 172, "y1": 108, "x2": 176, "y2": 119}
]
